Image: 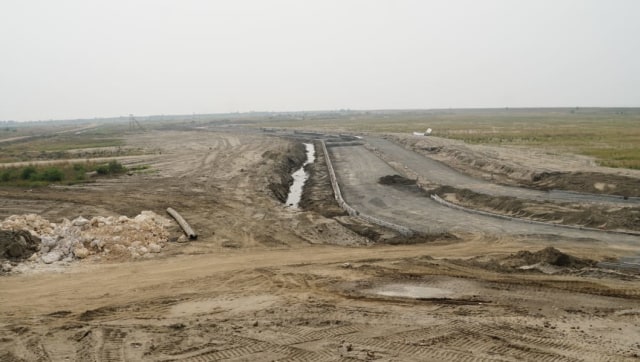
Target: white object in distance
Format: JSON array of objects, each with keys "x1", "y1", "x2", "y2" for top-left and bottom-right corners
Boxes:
[{"x1": 426, "y1": 128, "x2": 433, "y2": 135}]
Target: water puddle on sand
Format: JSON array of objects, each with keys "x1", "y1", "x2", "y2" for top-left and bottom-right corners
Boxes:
[
  {"x1": 366, "y1": 283, "x2": 453, "y2": 299},
  {"x1": 286, "y1": 143, "x2": 316, "y2": 208},
  {"x1": 170, "y1": 295, "x2": 279, "y2": 317}
]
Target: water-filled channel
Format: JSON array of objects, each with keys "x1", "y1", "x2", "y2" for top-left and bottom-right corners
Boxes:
[{"x1": 285, "y1": 143, "x2": 316, "y2": 208}]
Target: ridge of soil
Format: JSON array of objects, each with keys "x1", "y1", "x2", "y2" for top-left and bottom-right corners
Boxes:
[
  {"x1": 458, "y1": 246, "x2": 597, "y2": 271},
  {"x1": 391, "y1": 134, "x2": 640, "y2": 197},
  {"x1": 299, "y1": 140, "x2": 346, "y2": 218},
  {"x1": 434, "y1": 185, "x2": 640, "y2": 231}
]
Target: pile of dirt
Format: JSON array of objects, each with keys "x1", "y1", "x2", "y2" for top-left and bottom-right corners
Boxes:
[
  {"x1": 0, "y1": 211, "x2": 173, "y2": 269},
  {"x1": 453, "y1": 247, "x2": 598, "y2": 274},
  {"x1": 0, "y1": 230, "x2": 40, "y2": 260},
  {"x1": 378, "y1": 174, "x2": 427, "y2": 196},
  {"x1": 503, "y1": 247, "x2": 597, "y2": 269},
  {"x1": 378, "y1": 174, "x2": 416, "y2": 186}
]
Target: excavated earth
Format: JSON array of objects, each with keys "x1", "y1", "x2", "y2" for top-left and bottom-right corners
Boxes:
[
  {"x1": 390, "y1": 133, "x2": 640, "y2": 197},
  {"x1": 433, "y1": 185, "x2": 640, "y2": 232},
  {"x1": 1, "y1": 128, "x2": 640, "y2": 361},
  {"x1": 376, "y1": 134, "x2": 640, "y2": 233}
]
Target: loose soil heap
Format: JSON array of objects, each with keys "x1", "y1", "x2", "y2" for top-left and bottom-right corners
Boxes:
[
  {"x1": 453, "y1": 247, "x2": 599, "y2": 275},
  {"x1": 378, "y1": 174, "x2": 416, "y2": 186},
  {"x1": 502, "y1": 247, "x2": 597, "y2": 269},
  {"x1": 378, "y1": 174, "x2": 427, "y2": 196},
  {"x1": 0, "y1": 230, "x2": 39, "y2": 260}
]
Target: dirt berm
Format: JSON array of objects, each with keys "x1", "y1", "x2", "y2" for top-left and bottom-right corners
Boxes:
[
  {"x1": 433, "y1": 185, "x2": 640, "y2": 231},
  {"x1": 527, "y1": 171, "x2": 640, "y2": 197},
  {"x1": 300, "y1": 140, "x2": 346, "y2": 218},
  {"x1": 391, "y1": 134, "x2": 640, "y2": 197},
  {"x1": 451, "y1": 246, "x2": 598, "y2": 274}
]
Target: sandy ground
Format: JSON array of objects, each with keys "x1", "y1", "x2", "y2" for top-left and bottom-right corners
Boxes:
[{"x1": 1, "y1": 128, "x2": 640, "y2": 361}]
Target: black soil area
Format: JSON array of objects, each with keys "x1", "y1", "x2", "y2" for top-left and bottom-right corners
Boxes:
[
  {"x1": 378, "y1": 174, "x2": 428, "y2": 196},
  {"x1": 434, "y1": 185, "x2": 640, "y2": 232},
  {"x1": 378, "y1": 174, "x2": 416, "y2": 185},
  {"x1": 0, "y1": 230, "x2": 40, "y2": 261}
]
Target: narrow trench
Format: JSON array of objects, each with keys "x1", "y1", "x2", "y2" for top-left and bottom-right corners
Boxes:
[{"x1": 285, "y1": 143, "x2": 316, "y2": 208}]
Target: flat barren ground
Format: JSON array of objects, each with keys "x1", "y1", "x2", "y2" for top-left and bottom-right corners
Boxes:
[{"x1": 1, "y1": 128, "x2": 639, "y2": 361}]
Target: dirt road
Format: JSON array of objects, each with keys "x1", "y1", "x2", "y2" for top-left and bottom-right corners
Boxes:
[
  {"x1": 3, "y1": 241, "x2": 640, "y2": 361},
  {"x1": 1, "y1": 129, "x2": 640, "y2": 361}
]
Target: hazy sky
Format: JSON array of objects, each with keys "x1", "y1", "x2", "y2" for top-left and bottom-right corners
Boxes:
[{"x1": 1, "y1": 0, "x2": 639, "y2": 121}]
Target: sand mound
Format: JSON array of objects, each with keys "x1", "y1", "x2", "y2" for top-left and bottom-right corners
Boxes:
[{"x1": 502, "y1": 247, "x2": 596, "y2": 269}]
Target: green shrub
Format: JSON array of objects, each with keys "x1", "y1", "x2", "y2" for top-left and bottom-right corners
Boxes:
[
  {"x1": 0, "y1": 160, "x2": 126, "y2": 186},
  {"x1": 96, "y1": 165, "x2": 109, "y2": 175},
  {"x1": 21, "y1": 166, "x2": 37, "y2": 180},
  {"x1": 0, "y1": 170, "x2": 12, "y2": 182},
  {"x1": 96, "y1": 160, "x2": 125, "y2": 175},
  {"x1": 108, "y1": 160, "x2": 124, "y2": 173},
  {"x1": 41, "y1": 167, "x2": 63, "y2": 182}
]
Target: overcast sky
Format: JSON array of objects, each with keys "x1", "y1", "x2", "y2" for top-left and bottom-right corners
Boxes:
[{"x1": 1, "y1": 0, "x2": 639, "y2": 121}]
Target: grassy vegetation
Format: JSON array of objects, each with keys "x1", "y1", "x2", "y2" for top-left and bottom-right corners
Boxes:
[
  {"x1": 0, "y1": 134, "x2": 135, "y2": 163},
  {"x1": 0, "y1": 160, "x2": 127, "y2": 187},
  {"x1": 259, "y1": 108, "x2": 640, "y2": 170}
]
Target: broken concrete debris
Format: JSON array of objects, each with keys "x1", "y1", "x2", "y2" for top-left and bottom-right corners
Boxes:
[{"x1": 0, "y1": 211, "x2": 173, "y2": 267}]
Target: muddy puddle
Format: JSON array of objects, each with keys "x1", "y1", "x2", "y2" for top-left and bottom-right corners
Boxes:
[
  {"x1": 286, "y1": 143, "x2": 315, "y2": 208},
  {"x1": 367, "y1": 283, "x2": 453, "y2": 299},
  {"x1": 170, "y1": 295, "x2": 279, "y2": 317},
  {"x1": 354, "y1": 277, "x2": 481, "y2": 301}
]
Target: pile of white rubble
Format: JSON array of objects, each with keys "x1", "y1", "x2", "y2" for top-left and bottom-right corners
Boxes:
[{"x1": 1, "y1": 211, "x2": 173, "y2": 264}]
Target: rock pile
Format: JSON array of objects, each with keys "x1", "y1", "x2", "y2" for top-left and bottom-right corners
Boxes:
[{"x1": 1, "y1": 211, "x2": 173, "y2": 266}]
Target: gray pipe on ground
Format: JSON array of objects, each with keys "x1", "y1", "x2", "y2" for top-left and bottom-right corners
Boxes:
[{"x1": 166, "y1": 207, "x2": 198, "y2": 240}]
